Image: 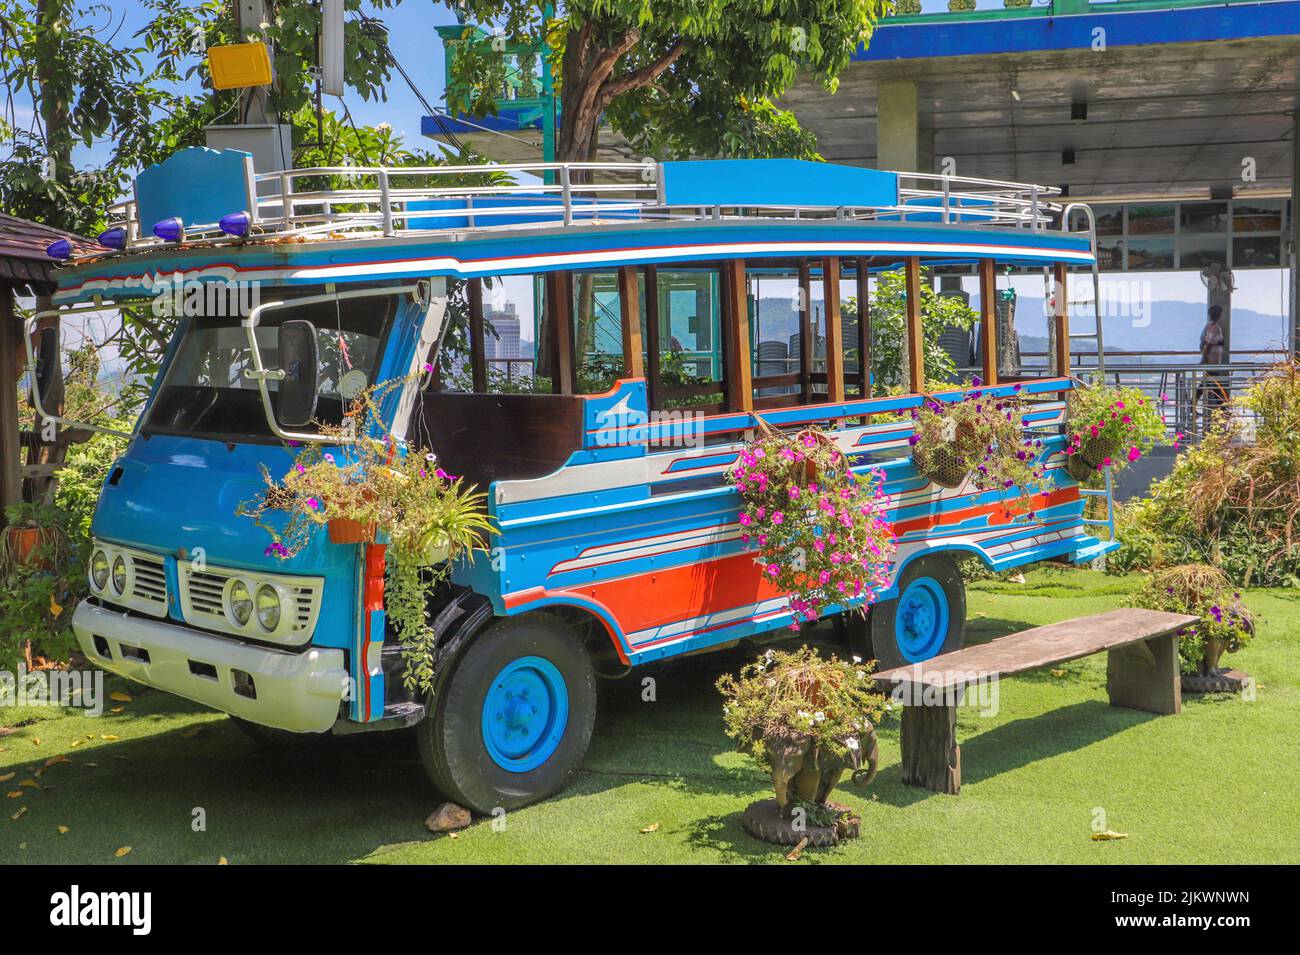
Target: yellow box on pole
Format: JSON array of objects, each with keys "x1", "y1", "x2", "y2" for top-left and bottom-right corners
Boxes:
[{"x1": 207, "y1": 41, "x2": 273, "y2": 90}]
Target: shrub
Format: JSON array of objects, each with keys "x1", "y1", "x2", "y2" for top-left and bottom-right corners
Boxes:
[
  {"x1": 0, "y1": 503, "x2": 88, "y2": 670},
  {"x1": 1110, "y1": 363, "x2": 1300, "y2": 587}
]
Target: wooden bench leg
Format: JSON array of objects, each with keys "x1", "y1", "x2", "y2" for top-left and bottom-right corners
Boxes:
[
  {"x1": 1106, "y1": 632, "x2": 1182, "y2": 716},
  {"x1": 901, "y1": 703, "x2": 961, "y2": 795}
]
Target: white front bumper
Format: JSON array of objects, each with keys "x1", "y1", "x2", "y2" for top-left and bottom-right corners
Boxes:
[{"x1": 72, "y1": 601, "x2": 349, "y2": 733}]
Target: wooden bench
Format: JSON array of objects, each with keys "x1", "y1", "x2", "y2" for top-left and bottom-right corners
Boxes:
[{"x1": 872, "y1": 608, "x2": 1198, "y2": 795}]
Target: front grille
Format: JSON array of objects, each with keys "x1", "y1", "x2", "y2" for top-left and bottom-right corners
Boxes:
[
  {"x1": 130, "y1": 554, "x2": 168, "y2": 606},
  {"x1": 177, "y1": 562, "x2": 323, "y2": 646},
  {"x1": 186, "y1": 571, "x2": 227, "y2": 617},
  {"x1": 88, "y1": 542, "x2": 169, "y2": 618}
]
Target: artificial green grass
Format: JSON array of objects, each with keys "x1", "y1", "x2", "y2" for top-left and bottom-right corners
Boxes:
[{"x1": 3, "y1": 566, "x2": 1296, "y2": 864}]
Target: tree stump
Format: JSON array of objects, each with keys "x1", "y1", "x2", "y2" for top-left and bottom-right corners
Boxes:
[{"x1": 900, "y1": 703, "x2": 961, "y2": 795}]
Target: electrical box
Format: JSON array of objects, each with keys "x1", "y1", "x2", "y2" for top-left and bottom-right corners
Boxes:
[{"x1": 207, "y1": 41, "x2": 274, "y2": 90}]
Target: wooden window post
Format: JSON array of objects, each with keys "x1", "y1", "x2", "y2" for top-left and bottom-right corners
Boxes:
[
  {"x1": 0, "y1": 288, "x2": 23, "y2": 510},
  {"x1": 721, "y1": 259, "x2": 754, "y2": 413},
  {"x1": 904, "y1": 256, "x2": 925, "y2": 394},
  {"x1": 544, "y1": 270, "x2": 575, "y2": 394},
  {"x1": 644, "y1": 265, "x2": 662, "y2": 409},
  {"x1": 798, "y1": 260, "x2": 814, "y2": 402},
  {"x1": 617, "y1": 266, "x2": 645, "y2": 379},
  {"x1": 822, "y1": 256, "x2": 845, "y2": 403},
  {"x1": 856, "y1": 257, "x2": 872, "y2": 398},
  {"x1": 977, "y1": 259, "x2": 998, "y2": 386},
  {"x1": 1053, "y1": 262, "x2": 1070, "y2": 377},
  {"x1": 468, "y1": 277, "x2": 487, "y2": 393}
]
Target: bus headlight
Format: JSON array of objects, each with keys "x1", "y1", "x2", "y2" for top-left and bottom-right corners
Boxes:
[
  {"x1": 90, "y1": 549, "x2": 110, "y2": 590},
  {"x1": 255, "y1": 584, "x2": 281, "y2": 632},
  {"x1": 228, "y1": 580, "x2": 253, "y2": 627},
  {"x1": 110, "y1": 555, "x2": 128, "y2": 595}
]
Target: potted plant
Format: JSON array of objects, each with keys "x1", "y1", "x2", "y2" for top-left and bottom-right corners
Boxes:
[
  {"x1": 239, "y1": 376, "x2": 493, "y2": 694},
  {"x1": 1064, "y1": 382, "x2": 1166, "y2": 482},
  {"x1": 892, "y1": 0, "x2": 922, "y2": 13},
  {"x1": 948, "y1": 0, "x2": 976, "y2": 10},
  {"x1": 1004, "y1": 0, "x2": 1032, "y2": 7},
  {"x1": 718, "y1": 646, "x2": 887, "y2": 847},
  {"x1": 728, "y1": 424, "x2": 896, "y2": 628},
  {"x1": 910, "y1": 380, "x2": 1048, "y2": 498},
  {"x1": 1134, "y1": 564, "x2": 1254, "y2": 692}
]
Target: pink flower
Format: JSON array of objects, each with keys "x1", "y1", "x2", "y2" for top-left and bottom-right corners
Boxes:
[
  {"x1": 772, "y1": 512, "x2": 784, "y2": 525},
  {"x1": 766, "y1": 564, "x2": 780, "y2": 577},
  {"x1": 1127, "y1": 446, "x2": 1141, "y2": 462},
  {"x1": 739, "y1": 514, "x2": 752, "y2": 527}
]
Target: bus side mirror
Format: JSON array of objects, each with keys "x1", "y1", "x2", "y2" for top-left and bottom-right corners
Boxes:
[
  {"x1": 32, "y1": 326, "x2": 58, "y2": 408},
  {"x1": 277, "y1": 320, "x2": 319, "y2": 428}
]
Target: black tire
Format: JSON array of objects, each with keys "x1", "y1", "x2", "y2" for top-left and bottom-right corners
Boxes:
[
  {"x1": 418, "y1": 612, "x2": 597, "y2": 814},
  {"x1": 229, "y1": 715, "x2": 326, "y2": 748},
  {"x1": 862, "y1": 553, "x2": 966, "y2": 669}
]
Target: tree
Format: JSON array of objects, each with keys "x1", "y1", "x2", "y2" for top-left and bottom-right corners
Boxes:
[
  {"x1": 845, "y1": 268, "x2": 979, "y2": 390},
  {"x1": 443, "y1": 0, "x2": 890, "y2": 165}
]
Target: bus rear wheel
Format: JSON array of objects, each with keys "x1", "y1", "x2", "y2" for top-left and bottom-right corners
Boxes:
[
  {"x1": 849, "y1": 554, "x2": 966, "y2": 669},
  {"x1": 417, "y1": 612, "x2": 597, "y2": 815}
]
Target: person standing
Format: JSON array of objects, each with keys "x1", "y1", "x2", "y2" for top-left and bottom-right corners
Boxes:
[{"x1": 1198, "y1": 304, "x2": 1227, "y2": 424}]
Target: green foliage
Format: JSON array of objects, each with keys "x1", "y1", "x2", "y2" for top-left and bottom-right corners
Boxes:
[
  {"x1": 0, "y1": 0, "x2": 407, "y2": 234},
  {"x1": 844, "y1": 267, "x2": 978, "y2": 390},
  {"x1": 443, "y1": 1, "x2": 890, "y2": 161},
  {"x1": 717, "y1": 645, "x2": 887, "y2": 773},
  {"x1": 728, "y1": 426, "x2": 895, "y2": 625},
  {"x1": 1110, "y1": 364, "x2": 1300, "y2": 588},
  {"x1": 0, "y1": 502, "x2": 87, "y2": 670}
]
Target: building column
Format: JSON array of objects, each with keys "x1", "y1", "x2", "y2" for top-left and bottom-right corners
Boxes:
[
  {"x1": 1292, "y1": 110, "x2": 1299, "y2": 359},
  {"x1": 0, "y1": 286, "x2": 23, "y2": 513},
  {"x1": 878, "y1": 80, "x2": 928, "y2": 173}
]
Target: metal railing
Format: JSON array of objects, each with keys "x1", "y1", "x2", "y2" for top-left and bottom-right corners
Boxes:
[{"x1": 96, "y1": 162, "x2": 1072, "y2": 255}]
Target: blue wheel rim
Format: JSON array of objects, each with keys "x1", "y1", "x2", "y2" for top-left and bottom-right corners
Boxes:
[
  {"x1": 481, "y1": 656, "x2": 569, "y2": 773},
  {"x1": 894, "y1": 576, "x2": 950, "y2": 663}
]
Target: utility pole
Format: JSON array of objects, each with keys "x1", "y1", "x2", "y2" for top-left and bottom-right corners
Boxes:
[{"x1": 234, "y1": 0, "x2": 276, "y2": 124}]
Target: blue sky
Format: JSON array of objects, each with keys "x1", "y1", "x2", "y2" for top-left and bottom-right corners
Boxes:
[{"x1": 6, "y1": 0, "x2": 1290, "y2": 326}]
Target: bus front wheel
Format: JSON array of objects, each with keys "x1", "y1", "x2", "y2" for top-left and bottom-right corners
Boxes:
[{"x1": 417, "y1": 612, "x2": 597, "y2": 815}]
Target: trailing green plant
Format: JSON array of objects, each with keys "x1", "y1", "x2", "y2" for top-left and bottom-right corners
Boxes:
[
  {"x1": 728, "y1": 424, "x2": 895, "y2": 627},
  {"x1": 1064, "y1": 381, "x2": 1168, "y2": 477},
  {"x1": 717, "y1": 645, "x2": 887, "y2": 773},
  {"x1": 909, "y1": 380, "x2": 1047, "y2": 501},
  {"x1": 238, "y1": 374, "x2": 493, "y2": 694},
  {"x1": 1132, "y1": 564, "x2": 1254, "y2": 674}
]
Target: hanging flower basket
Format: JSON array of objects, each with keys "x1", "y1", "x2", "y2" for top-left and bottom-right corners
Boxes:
[
  {"x1": 913, "y1": 443, "x2": 971, "y2": 489},
  {"x1": 327, "y1": 518, "x2": 378, "y2": 545},
  {"x1": 1065, "y1": 433, "x2": 1124, "y2": 482}
]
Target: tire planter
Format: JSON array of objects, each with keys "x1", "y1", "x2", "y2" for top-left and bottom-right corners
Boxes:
[{"x1": 1066, "y1": 434, "x2": 1122, "y2": 482}]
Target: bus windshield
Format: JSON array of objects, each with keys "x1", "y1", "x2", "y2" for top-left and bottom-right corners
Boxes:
[{"x1": 143, "y1": 294, "x2": 396, "y2": 442}]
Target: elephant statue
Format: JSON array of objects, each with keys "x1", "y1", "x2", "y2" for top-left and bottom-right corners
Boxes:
[{"x1": 764, "y1": 722, "x2": 880, "y2": 818}]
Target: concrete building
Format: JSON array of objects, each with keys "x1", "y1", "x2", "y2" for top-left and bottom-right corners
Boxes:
[{"x1": 779, "y1": 0, "x2": 1300, "y2": 350}]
